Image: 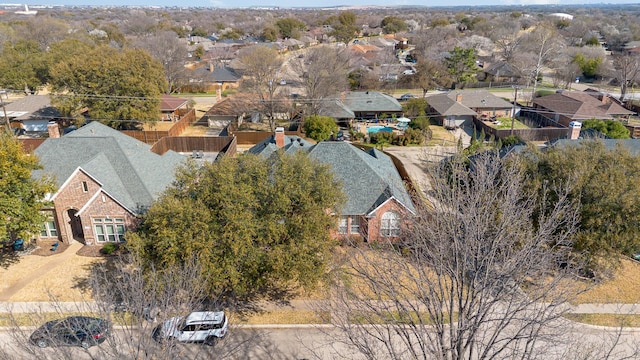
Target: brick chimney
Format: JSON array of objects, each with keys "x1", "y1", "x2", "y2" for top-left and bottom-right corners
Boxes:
[
  {"x1": 47, "y1": 121, "x2": 60, "y2": 138},
  {"x1": 569, "y1": 121, "x2": 582, "y2": 140},
  {"x1": 456, "y1": 93, "x2": 462, "y2": 103},
  {"x1": 275, "y1": 127, "x2": 285, "y2": 148}
]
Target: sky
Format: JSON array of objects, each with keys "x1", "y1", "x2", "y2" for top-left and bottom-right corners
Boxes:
[{"x1": 22, "y1": 0, "x2": 640, "y2": 8}]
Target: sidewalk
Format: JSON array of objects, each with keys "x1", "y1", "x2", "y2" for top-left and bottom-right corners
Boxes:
[{"x1": 1, "y1": 301, "x2": 640, "y2": 315}]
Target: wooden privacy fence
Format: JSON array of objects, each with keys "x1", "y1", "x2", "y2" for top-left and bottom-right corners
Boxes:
[
  {"x1": 122, "y1": 108, "x2": 197, "y2": 145},
  {"x1": 471, "y1": 108, "x2": 570, "y2": 142},
  {"x1": 151, "y1": 136, "x2": 237, "y2": 157},
  {"x1": 473, "y1": 117, "x2": 569, "y2": 142}
]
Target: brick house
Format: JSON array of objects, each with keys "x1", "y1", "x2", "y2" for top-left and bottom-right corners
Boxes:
[
  {"x1": 249, "y1": 128, "x2": 415, "y2": 242},
  {"x1": 532, "y1": 91, "x2": 634, "y2": 127},
  {"x1": 427, "y1": 90, "x2": 514, "y2": 129},
  {"x1": 31, "y1": 121, "x2": 186, "y2": 246}
]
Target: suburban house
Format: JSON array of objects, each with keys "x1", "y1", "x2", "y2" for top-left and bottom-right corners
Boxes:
[
  {"x1": 532, "y1": 91, "x2": 635, "y2": 127},
  {"x1": 184, "y1": 64, "x2": 242, "y2": 92},
  {"x1": 160, "y1": 94, "x2": 190, "y2": 122},
  {"x1": 319, "y1": 91, "x2": 404, "y2": 123},
  {"x1": 427, "y1": 90, "x2": 514, "y2": 128},
  {"x1": 4, "y1": 95, "x2": 62, "y2": 136},
  {"x1": 31, "y1": 121, "x2": 186, "y2": 246},
  {"x1": 481, "y1": 62, "x2": 521, "y2": 83},
  {"x1": 249, "y1": 128, "x2": 415, "y2": 242}
]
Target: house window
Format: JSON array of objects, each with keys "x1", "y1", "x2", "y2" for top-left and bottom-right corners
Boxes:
[
  {"x1": 93, "y1": 217, "x2": 125, "y2": 243},
  {"x1": 381, "y1": 211, "x2": 401, "y2": 237},
  {"x1": 81, "y1": 181, "x2": 88, "y2": 192},
  {"x1": 40, "y1": 218, "x2": 58, "y2": 238},
  {"x1": 350, "y1": 216, "x2": 360, "y2": 234},
  {"x1": 338, "y1": 216, "x2": 348, "y2": 234}
]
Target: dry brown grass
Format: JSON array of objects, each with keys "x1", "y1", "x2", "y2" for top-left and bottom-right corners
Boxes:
[
  {"x1": 233, "y1": 310, "x2": 330, "y2": 325},
  {"x1": 426, "y1": 125, "x2": 456, "y2": 146},
  {"x1": 573, "y1": 258, "x2": 640, "y2": 304},
  {"x1": 9, "y1": 255, "x2": 101, "y2": 302},
  {"x1": 564, "y1": 313, "x2": 640, "y2": 327},
  {"x1": 180, "y1": 125, "x2": 210, "y2": 136},
  {"x1": 0, "y1": 254, "x2": 102, "y2": 302},
  {"x1": 142, "y1": 121, "x2": 175, "y2": 131}
]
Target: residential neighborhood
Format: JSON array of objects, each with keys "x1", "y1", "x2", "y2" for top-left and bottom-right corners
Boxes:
[{"x1": 2, "y1": 3, "x2": 640, "y2": 359}]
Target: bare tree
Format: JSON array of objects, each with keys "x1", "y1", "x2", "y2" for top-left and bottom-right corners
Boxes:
[
  {"x1": 133, "y1": 30, "x2": 189, "y2": 94},
  {"x1": 520, "y1": 23, "x2": 563, "y2": 101},
  {"x1": 489, "y1": 20, "x2": 524, "y2": 62},
  {"x1": 612, "y1": 53, "x2": 640, "y2": 101},
  {"x1": 290, "y1": 45, "x2": 349, "y2": 115},
  {"x1": 322, "y1": 152, "x2": 592, "y2": 360},
  {"x1": 13, "y1": 17, "x2": 69, "y2": 51},
  {"x1": 238, "y1": 45, "x2": 284, "y2": 130}
]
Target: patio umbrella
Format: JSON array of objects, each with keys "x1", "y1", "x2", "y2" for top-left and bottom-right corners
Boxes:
[{"x1": 396, "y1": 117, "x2": 411, "y2": 123}]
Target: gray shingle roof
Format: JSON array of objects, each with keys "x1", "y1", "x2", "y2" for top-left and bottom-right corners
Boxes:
[
  {"x1": 32, "y1": 122, "x2": 186, "y2": 214},
  {"x1": 428, "y1": 95, "x2": 477, "y2": 116},
  {"x1": 322, "y1": 91, "x2": 403, "y2": 114},
  {"x1": 189, "y1": 66, "x2": 241, "y2": 83},
  {"x1": 247, "y1": 134, "x2": 314, "y2": 158},
  {"x1": 249, "y1": 138, "x2": 414, "y2": 216},
  {"x1": 428, "y1": 90, "x2": 512, "y2": 116},
  {"x1": 307, "y1": 142, "x2": 415, "y2": 215},
  {"x1": 318, "y1": 99, "x2": 355, "y2": 119}
]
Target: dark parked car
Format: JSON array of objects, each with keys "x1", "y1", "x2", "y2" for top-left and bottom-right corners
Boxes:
[
  {"x1": 400, "y1": 93, "x2": 416, "y2": 101},
  {"x1": 30, "y1": 316, "x2": 110, "y2": 349}
]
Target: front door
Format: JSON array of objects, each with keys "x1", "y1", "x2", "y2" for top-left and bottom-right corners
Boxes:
[{"x1": 67, "y1": 209, "x2": 85, "y2": 242}]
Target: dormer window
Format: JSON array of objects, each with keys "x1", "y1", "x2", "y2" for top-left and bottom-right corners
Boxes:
[{"x1": 82, "y1": 181, "x2": 88, "y2": 192}]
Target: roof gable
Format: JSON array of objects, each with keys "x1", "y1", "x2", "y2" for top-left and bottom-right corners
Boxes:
[
  {"x1": 307, "y1": 142, "x2": 414, "y2": 215},
  {"x1": 33, "y1": 122, "x2": 185, "y2": 213}
]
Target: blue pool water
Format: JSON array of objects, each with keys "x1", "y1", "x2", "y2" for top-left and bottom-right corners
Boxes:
[{"x1": 368, "y1": 126, "x2": 394, "y2": 134}]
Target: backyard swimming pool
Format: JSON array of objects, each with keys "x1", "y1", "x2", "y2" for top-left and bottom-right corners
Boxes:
[{"x1": 368, "y1": 126, "x2": 394, "y2": 134}]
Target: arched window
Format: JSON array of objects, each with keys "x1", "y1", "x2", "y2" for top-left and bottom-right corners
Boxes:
[{"x1": 381, "y1": 211, "x2": 401, "y2": 237}]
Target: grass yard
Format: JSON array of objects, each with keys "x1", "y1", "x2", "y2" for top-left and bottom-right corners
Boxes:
[
  {"x1": 564, "y1": 313, "x2": 640, "y2": 328},
  {"x1": 426, "y1": 125, "x2": 456, "y2": 146},
  {"x1": 489, "y1": 117, "x2": 529, "y2": 130},
  {"x1": 573, "y1": 258, "x2": 640, "y2": 304},
  {"x1": 234, "y1": 310, "x2": 330, "y2": 325},
  {"x1": 0, "y1": 251, "x2": 102, "y2": 302}
]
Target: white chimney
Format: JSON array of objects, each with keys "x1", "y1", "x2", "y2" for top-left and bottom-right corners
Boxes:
[{"x1": 569, "y1": 121, "x2": 582, "y2": 140}]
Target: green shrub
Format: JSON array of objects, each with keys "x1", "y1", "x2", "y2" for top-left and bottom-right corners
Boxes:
[{"x1": 101, "y1": 243, "x2": 118, "y2": 255}]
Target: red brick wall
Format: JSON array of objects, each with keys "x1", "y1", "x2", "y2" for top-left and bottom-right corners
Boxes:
[
  {"x1": 51, "y1": 171, "x2": 102, "y2": 243},
  {"x1": 79, "y1": 194, "x2": 138, "y2": 245},
  {"x1": 49, "y1": 170, "x2": 137, "y2": 245},
  {"x1": 330, "y1": 200, "x2": 412, "y2": 242},
  {"x1": 367, "y1": 199, "x2": 411, "y2": 242}
]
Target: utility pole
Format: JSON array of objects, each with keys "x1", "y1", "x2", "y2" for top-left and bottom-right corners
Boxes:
[{"x1": 511, "y1": 85, "x2": 519, "y2": 136}]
